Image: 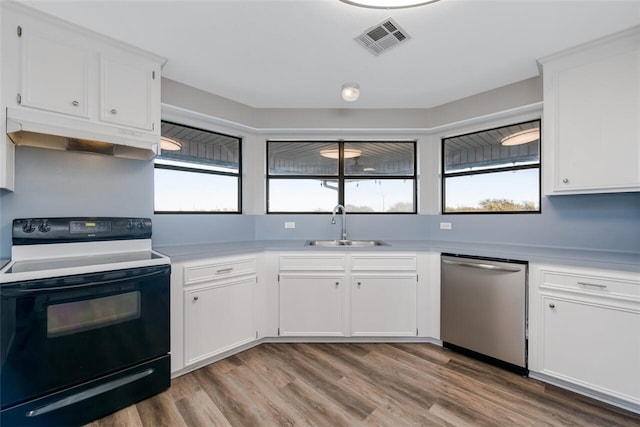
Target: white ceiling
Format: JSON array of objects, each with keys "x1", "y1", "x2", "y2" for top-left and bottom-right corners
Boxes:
[{"x1": 20, "y1": 0, "x2": 640, "y2": 109}]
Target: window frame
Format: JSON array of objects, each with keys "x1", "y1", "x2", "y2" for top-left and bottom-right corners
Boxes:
[
  {"x1": 441, "y1": 119, "x2": 542, "y2": 215},
  {"x1": 154, "y1": 120, "x2": 242, "y2": 215},
  {"x1": 266, "y1": 140, "x2": 417, "y2": 214}
]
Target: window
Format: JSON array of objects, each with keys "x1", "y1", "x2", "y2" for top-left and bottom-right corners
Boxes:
[
  {"x1": 154, "y1": 121, "x2": 241, "y2": 213},
  {"x1": 442, "y1": 120, "x2": 541, "y2": 214},
  {"x1": 267, "y1": 141, "x2": 416, "y2": 213}
]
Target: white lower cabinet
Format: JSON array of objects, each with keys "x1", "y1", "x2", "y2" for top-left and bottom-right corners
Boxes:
[
  {"x1": 177, "y1": 255, "x2": 258, "y2": 370},
  {"x1": 184, "y1": 278, "x2": 255, "y2": 365},
  {"x1": 530, "y1": 264, "x2": 640, "y2": 410},
  {"x1": 277, "y1": 253, "x2": 417, "y2": 338},
  {"x1": 279, "y1": 274, "x2": 346, "y2": 336},
  {"x1": 350, "y1": 275, "x2": 416, "y2": 336}
]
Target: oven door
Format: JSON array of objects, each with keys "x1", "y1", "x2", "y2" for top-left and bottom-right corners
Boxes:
[{"x1": 0, "y1": 264, "x2": 170, "y2": 410}]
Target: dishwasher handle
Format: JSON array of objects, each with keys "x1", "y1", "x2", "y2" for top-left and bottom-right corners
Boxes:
[{"x1": 442, "y1": 259, "x2": 522, "y2": 273}]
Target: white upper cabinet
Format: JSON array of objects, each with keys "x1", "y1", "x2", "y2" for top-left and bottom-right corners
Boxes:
[
  {"x1": 20, "y1": 28, "x2": 90, "y2": 118},
  {"x1": 539, "y1": 26, "x2": 640, "y2": 195},
  {"x1": 0, "y1": 2, "x2": 165, "y2": 176},
  {"x1": 100, "y1": 55, "x2": 157, "y2": 131}
]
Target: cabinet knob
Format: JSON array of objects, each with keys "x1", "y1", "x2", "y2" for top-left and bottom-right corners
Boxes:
[
  {"x1": 357, "y1": 281, "x2": 362, "y2": 287},
  {"x1": 562, "y1": 178, "x2": 569, "y2": 184},
  {"x1": 72, "y1": 100, "x2": 79, "y2": 107},
  {"x1": 549, "y1": 303, "x2": 555, "y2": 309},
  {"x1": 335, "y1": 282, "x2": 340, "y2": 286},
  {"x1": 110, "y1": 108, "x2": 118, "y2": 115},
  {"x1": 193, "y1": 296, "x2": 199, "y2": 302}
]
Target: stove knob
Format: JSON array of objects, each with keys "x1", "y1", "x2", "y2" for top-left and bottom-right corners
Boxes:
[
  {"x1": 136, "y1": 222, "x2": 145, "y2": 230},
  {"x1": 22, "y1": 222, "x2": 35, "y2": 233},
  {"x1": 126, "y1": 221, "x2": 134, "y2": 230},
  {"x1": 38, "y1": 221, "x2": 51, "y2": 233}
]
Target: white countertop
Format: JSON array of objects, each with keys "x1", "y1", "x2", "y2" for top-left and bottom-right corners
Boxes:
[{"x1": 154, "y1": 240, "x2": 640, "y2": 272}]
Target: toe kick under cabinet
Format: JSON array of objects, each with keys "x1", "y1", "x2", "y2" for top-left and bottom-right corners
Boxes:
[
  {"x1": 277, "y1": 253, "x2": 418, "y2": 337},
  {"x1": 529, "y1": 264, "x2": 640, "y2": 412}
]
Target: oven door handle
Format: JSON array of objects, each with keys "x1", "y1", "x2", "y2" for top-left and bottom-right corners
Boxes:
[{"x1": 0, "y1": 267, "x2": 169, "y2": 296}]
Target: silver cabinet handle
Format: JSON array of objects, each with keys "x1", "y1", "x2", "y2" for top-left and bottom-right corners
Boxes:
[
  {"x1": 442, "y1": 259, "x2": 521, "y2": 273},
  {"x1": 562, "y1": 178, "x2": 569, "y2": 184},
  {"x1": 72, "y1": 100, "x2": 79, "y2": 107},
  {"x1": 216, "y1": 267, "x2": 233, "y2": 274},
  {"x1": 549, "y1": 303, "x2": 555, "y2": 309},
  {"x1": 578, "y1": 282, "x2": 607, "y2": 289},
  {"x1": 110, "y1": 108, "x2": 118, "y2": 114}
]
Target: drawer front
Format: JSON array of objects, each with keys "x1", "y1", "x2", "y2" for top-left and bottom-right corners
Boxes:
[
  {"x1": 184, "y1": 257, "x2": 256, "y2": 285},
  {"x1": 280, "y1": 255, "x2": 346, "y2": 271},
  {"x1": 350, "y1": 255, "x2": 417, "y2": 271},
  {"x1": 541, "y1": 270, "x2": 640, "y2": 299}
]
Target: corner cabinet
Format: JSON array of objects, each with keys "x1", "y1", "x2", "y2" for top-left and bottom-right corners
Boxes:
[
  {"x1": 529, "y1": 263, "x2": 640, "y2": 412},
  {"x1": 539, "y1": 26, "x2": 640, "y2": 195},
  {"x1": 179, "y1": 255, "x2": 258, "y2": 370}
]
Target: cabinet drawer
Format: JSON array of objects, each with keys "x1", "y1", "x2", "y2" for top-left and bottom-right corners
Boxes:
[
  {"x1": 351, "y1": 255, "x2": 417, "y2": 271},
  {"x1": 280, "y1": 255, "x2": 346, "y2": 271},
  {"x1": 184, "y1": 257, "x2": 256, "y2": 285},
  {"x1": 541, "y1": 270, "x2": 640, "y2": 299}
]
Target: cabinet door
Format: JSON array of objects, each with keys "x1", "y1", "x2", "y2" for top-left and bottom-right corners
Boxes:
[
  {"x1": 554, "y1": 49, "x2": 640, "y2": 192},
  {"x1": 100, "y1": 55, "x2": 155, "y2": 130},
  {"x1": 351, "y1": 275, "x2": 416, "y2": 336},
  {"x1": 542, "y1": 296, "x2": 640, "y2": 403},
  {"x1": 20, "y1": 28, "x2": 89, "y2": 118},
  {"x1": 184, "y1": 278, "x2": 255, "y2": 366},
  {"x1": 279, "y1": 275, "x2": 345, "y2": 336}
]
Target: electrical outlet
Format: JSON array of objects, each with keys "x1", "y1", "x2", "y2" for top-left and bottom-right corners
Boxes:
[
  {"x1": 440, "y1": 222, "x2": 452, "y2": 230},
  {"x1": 284, "y1": 221, "x2": 296, "y2": 229}
]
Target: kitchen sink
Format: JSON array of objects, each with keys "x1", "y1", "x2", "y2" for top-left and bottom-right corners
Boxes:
[{"x1": 305, "y1": 240, "x2": 389, "y2": 247}]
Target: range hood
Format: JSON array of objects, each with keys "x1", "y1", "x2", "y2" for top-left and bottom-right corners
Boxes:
[{"x1": 6, "y1": 107, "x2": 159, "y2": 160}]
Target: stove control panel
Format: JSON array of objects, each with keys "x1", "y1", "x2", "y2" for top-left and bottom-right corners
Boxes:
[{"x1": 12, "y1": 217, "x2": 152, "y2": 245}]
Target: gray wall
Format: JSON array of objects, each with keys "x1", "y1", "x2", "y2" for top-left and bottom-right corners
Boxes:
[
  {"x1": 1, "y1": 146, "x2": 639, "y2": 258},
  {"x1": 161, "y1": 76, "x2": 542, "y2": 130},
  {"x1": 1, "y1": 76, "x2": 638, "y2": 258},
  {"x1": 0, "y1": 146, "x2": 153, "y2": 258},
  {"x1": 254, "y1": 193, "x2": 640, "y2": 253}
]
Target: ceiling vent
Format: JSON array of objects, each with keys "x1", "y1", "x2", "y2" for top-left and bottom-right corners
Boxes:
[{"x1": 355, "y1": 18, "x2": 410, "y2": 56}]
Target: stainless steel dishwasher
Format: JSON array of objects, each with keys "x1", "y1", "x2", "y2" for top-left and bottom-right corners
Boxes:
[{"x1": 441, "y1": 254, "x2": 528, "y2": 375}]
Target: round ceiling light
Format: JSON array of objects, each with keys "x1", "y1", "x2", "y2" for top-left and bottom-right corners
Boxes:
[
  {"x1": 320, "y1": 148, "x2": 362, "y2": 159},
  {"x1": 341, "y1": 83, "x2": 360, "y2": 102},
  {"x1": 339, "y1": 0, "x2": 440, "y2": 9},
  {"x1": 500, "y1": 128, "x2": 540, "y2": 146},
  {"x1": 160, "y1": 136, "x2": 182, "y2": 151}
]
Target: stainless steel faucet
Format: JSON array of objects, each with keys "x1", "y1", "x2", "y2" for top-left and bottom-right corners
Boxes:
[{"x1": 331, "y1": 204, "x2": 347, "y2": 241}]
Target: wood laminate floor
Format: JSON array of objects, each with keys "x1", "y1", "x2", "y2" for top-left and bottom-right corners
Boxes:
[{"x1": 87, "y1": 343, "x2": 640, "y2": 426}]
